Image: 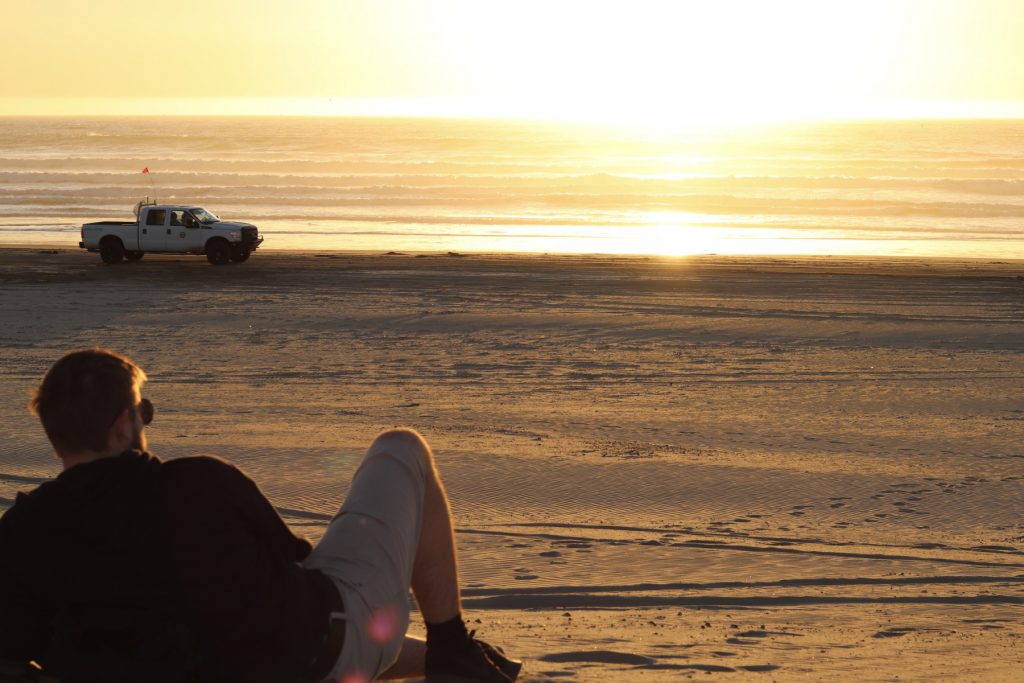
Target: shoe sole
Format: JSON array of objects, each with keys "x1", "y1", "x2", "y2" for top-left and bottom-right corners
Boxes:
[{"x1": 504, "y1": 661, "x2": 522, "y2": 680}]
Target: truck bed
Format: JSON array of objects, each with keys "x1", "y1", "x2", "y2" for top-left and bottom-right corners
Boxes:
[{"x1": 83, "y1": 221, "x2": 136, "y2": 227}]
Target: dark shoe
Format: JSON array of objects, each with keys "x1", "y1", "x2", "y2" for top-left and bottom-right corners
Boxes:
[
  {"x1": 425, "y1": 630, "x2": 519, "y2": 682},
  {"x1": 475, "y1": 638, "x2": 522, "y2": 681}
]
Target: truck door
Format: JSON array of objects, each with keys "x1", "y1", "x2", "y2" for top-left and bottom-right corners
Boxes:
[
  {"x1": 139, "y1": 208, "x2": 167, "y2": 250},
  {"x1": 169, "y1": 210, "x2": 205, "y2": 252}
]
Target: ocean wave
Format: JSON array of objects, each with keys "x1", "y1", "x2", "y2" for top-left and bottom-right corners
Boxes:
[{"x1": 3, "y1": 168, "x2": 1024, "y2": 197}]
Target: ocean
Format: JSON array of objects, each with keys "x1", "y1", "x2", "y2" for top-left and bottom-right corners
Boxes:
[{"x1": 1, "y1": 116, "x2": 1023, "y2": 257}]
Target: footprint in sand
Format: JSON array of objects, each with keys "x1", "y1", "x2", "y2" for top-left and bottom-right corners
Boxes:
[
  {"x1": 874, "y1": 627, "x2": 915, "y2": 638},
  {"x1": 735, "y1": 630, "x2": 801, "y2": 639},
  {"x1": 539, "y1": 651, "x2": 656, "y2": 666}
]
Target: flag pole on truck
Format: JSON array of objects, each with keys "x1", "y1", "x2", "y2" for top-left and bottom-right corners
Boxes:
[
  {"x1": 136, "y1": 167, "x2": 158, "y2": 218},
  {"x1": 143, "y1": 166, "x2": 156, "y2": 202}
]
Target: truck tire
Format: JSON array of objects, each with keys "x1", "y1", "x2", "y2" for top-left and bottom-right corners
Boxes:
[
  {"x1": 229, "y1": 246, "x2": 251, "y2": 263},
  {"x1": 99, "y1": 237, "x2": 125, "y2": 264},
  {"x1": 125, "y1": 250, "x2": 144, "y2": 262},
  {"x1": 206, "y1": 238, "x2": 231, "y2": 265}
]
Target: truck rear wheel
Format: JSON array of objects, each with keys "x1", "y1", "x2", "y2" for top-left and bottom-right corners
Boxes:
[
  {"x1": 229, "y1": 246, "x2": 251, "y2": 263},
  {"x1": 125, "y1": 250, "x2": 144, "y2": 262},
  {"x1": 206, "y1": 238, "x2": 231, "y2": 265},
  {"x1": 99, "y1": 237, "x2": 125, "y2": 264}
]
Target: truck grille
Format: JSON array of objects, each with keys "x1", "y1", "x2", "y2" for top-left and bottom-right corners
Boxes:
[{"x1": 241, "y1": 227, "x2": 260, "y2": 248}]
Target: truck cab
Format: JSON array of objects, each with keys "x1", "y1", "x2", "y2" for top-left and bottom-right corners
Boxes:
[{"x1": 80, "y1": 203, "x2": 264, "y2": 265}]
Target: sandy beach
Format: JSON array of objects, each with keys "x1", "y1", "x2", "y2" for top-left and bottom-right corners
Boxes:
[{"x1": 0, "y1": 247, "x2": 1022, "y2": 681}]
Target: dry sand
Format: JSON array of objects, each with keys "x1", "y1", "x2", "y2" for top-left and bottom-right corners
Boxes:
[{"x1": 0, "y1": 247, "x2": 1022, "y2": 681}]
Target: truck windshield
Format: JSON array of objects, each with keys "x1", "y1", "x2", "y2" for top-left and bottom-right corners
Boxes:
[{"x1": 192, "y1": 208, "x2": 219, "y2": 224}]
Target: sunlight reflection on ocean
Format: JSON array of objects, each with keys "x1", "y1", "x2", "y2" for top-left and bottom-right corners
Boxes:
[{"x1": 1, "y1": 117, "x2": 1022, "y2": 257}]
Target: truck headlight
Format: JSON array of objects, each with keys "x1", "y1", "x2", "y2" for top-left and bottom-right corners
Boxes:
[{"x1": 228, "y1": 230, "x2": 239, "y2": 238}]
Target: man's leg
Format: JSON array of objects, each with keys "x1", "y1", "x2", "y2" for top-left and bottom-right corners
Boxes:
[
  {"x1": 308, "y1": 428, "x2": 517, "y2": 682},
  {"x1": 373, "y1": 430, "x2": 519, "y2": 682},
  {"x1": 305, "y1": 429, "x2": 428, "y2": 681},
  {"x1": 373, "y1": 429, "x2": 461, "y2": 624},
  {"x1": 373, "y1": 428, "x2": 460, "y2": 679}
]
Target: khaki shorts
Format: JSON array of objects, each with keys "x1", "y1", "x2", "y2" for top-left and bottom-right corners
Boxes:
[{"x1": 304, "y1": 438, "x2": 426, "y2": 682}]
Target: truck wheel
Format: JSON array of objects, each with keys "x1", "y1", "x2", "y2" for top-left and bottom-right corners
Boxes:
[
  {"x1": 125, "y1": 250, "x2": 144, "y2": 262},
  {"x1": 229, "y1": 246, "x2": 251, "y2": 263},
  {"x1": 99, "y1": 237, "x2": 125, "y2": 264},
  {"x1": 206, "y1": 238, "x2": 231, "y2": 265}
]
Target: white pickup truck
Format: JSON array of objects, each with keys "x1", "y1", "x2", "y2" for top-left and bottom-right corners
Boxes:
[{"x1": 79, "y1": 203, "x2": 264, "y2": 265}]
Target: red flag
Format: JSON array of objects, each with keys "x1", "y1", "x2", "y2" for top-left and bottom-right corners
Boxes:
[{"x1": 142, "y1": 167, "x2": 149, "y2": 174}]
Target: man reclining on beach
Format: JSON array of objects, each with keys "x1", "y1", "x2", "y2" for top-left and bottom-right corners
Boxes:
[{"x1": 0, "y1": 348, "x2": 520, "y2": 683}]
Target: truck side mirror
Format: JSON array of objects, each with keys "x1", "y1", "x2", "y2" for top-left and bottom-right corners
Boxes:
[{"x1": 183, "y1": 215, "x2": 197, "y2": 228}]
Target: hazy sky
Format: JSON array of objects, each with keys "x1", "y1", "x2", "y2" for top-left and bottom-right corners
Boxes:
[{"x1": 3, "y1": 0, "x2": 1023, "y2": 119}]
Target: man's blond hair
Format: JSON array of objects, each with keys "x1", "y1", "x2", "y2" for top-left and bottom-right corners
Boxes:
[{"x1": 30, "y1": 348, "x2": 147, "y2": 454}]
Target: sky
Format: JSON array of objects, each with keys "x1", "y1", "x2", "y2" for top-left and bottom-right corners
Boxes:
[{"x1": 3, "y1": 0, "x2": 1024, "y2": 121}]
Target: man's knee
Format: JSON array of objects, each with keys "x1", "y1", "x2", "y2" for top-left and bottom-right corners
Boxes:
[{"x1": 370, "y1": 427, "x2": 433, "y2": 472}]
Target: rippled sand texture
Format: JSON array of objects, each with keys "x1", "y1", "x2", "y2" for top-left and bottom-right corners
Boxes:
[{"x1": 1, "y1": 249, "x2": 1022, "y2": 680}]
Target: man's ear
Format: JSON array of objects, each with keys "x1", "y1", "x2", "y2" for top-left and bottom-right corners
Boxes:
[{"x1": 108, "y1": 407, "x2": 135, "y2": 451}]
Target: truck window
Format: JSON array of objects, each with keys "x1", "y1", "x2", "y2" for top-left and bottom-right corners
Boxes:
[
  {"x1": 170, "y1": 210, "x2": 186, "y2": 227},
  {"x1": 146, "y1": 209, "x2": 167, "y2": 226},
  {"x1": 192, "y1": 208, "x2": 219, "y2": 224}
]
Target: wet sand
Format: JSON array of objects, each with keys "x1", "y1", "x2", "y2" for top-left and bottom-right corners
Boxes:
[{"x1": 1, "y1": 247, "x2": 1022, "y2": 680}]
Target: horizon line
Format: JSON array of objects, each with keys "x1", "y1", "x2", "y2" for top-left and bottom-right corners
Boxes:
[{"x1": 4, "y1": 96, "x2": 1024, "y2": 124}]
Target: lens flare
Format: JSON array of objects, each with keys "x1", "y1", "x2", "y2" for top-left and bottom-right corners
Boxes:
[{"x1": 367, "y1": 604, "x2": 401, "y2": 644}]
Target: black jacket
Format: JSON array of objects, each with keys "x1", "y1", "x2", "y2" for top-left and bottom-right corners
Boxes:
[{"x1": 0, "y1": 450, "x2": 337, "y2": 681}]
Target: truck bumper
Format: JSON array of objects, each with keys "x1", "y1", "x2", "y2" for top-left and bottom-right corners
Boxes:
[{"x1": 242, "y1": 236, "x2": 264, "y2": 251}]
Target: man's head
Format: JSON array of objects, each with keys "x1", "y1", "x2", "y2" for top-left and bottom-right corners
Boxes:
[{"x1": 29, "y1": 349, "x2": 150, "y2": 461}]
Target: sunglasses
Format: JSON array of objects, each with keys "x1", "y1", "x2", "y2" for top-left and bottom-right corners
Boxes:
[
  {"x1": 139, "y1": 398, "x2": 154, "y2": 426},
  {"x1": 108, "y1": 398, "x2": 154, "y2": 428}
]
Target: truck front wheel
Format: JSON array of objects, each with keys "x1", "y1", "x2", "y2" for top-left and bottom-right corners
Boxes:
[
  {"x1": 206, "y1": 238, "x2": 231, "y2": 265},
  {"x1": 99, "y1": 237, "x2": 125, "y2": 264},
  {"x1": 230, "y1": 246, "x2": 251, "y2": 263}
]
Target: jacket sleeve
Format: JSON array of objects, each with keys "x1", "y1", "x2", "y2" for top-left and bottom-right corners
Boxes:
[
  {"x1": 218, "y1": 462, "x2": 314, "y2": 563},
  {"x1": 0, "y1": 509, "x2": 52, "y2": 662}
]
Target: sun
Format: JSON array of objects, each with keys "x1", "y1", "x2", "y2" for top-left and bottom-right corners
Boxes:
[{"x1": 421, "y1": 1, "x2": 917, "y2": 124}]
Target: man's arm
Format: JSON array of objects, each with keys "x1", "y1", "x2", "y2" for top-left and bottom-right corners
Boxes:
[
  {"x1": 172, "y1": 456, "x2": 312, "y2": 562},
  {"x1": 225, "y1": 464, "x2": 313, "y2": 562}
]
